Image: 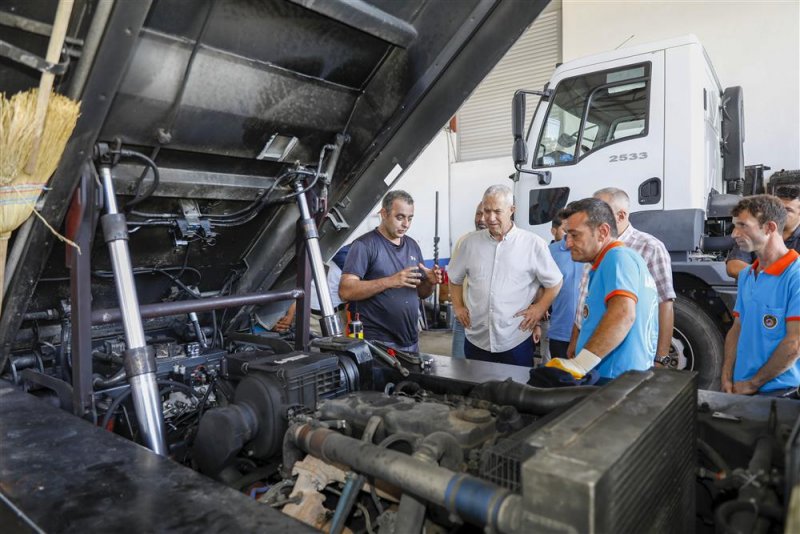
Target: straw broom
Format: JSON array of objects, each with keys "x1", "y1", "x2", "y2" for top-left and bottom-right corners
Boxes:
[{"x1": 0, "y1": 0, "x2": 80, "y2": 314}]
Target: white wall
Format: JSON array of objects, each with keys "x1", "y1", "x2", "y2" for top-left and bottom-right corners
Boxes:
[
  {"x1": 347, "y1": 130, "x2": 451, "y2": 264},
  {"x1": 449, "y1": 154, "x2": 517, "y2": 247},
  {"x1": 562, "y1": 0, "x2": 800, "y2": 175}
]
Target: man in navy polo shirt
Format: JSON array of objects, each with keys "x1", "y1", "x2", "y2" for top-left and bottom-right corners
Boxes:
[
  {"x1": 546, "y1": 198, "x2": 658, "y2": 381},
  {"x1": 339, "y1": 190, "x2": 441, "y2": 352},
  {"x1": 722, "y1": 195, "x2": 800, "y2": 395}
]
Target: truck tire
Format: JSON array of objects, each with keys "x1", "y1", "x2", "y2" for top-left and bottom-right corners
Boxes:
[{"x1": 670, "y1": 295, "x2": 724, "y2": 390}]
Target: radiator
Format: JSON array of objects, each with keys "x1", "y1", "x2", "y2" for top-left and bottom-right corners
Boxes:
[{"x1": 519, "y1": 369, "x2": 697, "y2": 534}]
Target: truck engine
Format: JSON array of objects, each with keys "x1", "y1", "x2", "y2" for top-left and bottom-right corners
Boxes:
[{"x1": 1, "y1": 1, "x2": 799, "y2": 533}]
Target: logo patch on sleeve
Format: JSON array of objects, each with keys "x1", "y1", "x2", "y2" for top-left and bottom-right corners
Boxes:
[
  {"x1": 763, "y1": 314, "x2": 778, "y2": 329},
  {"x1": 582, "y1": 304, "x2": 589, "y2": 319}
]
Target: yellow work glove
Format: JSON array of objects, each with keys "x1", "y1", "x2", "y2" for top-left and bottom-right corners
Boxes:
[{"x1": 545, "y1": 349, "x2": 601, "y2": 379}]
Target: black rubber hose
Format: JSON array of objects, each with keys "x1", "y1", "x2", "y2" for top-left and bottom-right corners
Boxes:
[
  {"x1": 469, "y1": 378, "x2": 596, "y2": 415},
  {"x1": 715, "y1": 500, "x2": 783, "y2": 533},
  {"x1": 116, "y1": 149, "x2": 161, "y2": 208},
  {"x1": 698, "y1": 438, "x2": 731, "y2": 474}
]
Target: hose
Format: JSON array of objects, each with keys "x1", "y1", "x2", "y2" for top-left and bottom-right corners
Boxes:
[
  {"x1": 114, "y1": 149, "x2": 161, "y2": 208},
  {"x1": 715, "y1": 500, "x2": 783, "y2": 534},
  {"x1": 697, "y1": 438, "x2": 731, "y2": 475},
  {"x1": 469, "y1": 378, "x2": 596, "y2": 415}
]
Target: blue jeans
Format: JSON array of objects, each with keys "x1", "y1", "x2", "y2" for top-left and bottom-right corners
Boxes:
[
  {"x1": 451, "y1": 317, "x2": 466, "y2": 358},
  {"x1": 379, "y1": 340, "x2": 420, "y2": 353},
  {"x1": 464, "y1": 337, "x2": 534, "y2": 367}
]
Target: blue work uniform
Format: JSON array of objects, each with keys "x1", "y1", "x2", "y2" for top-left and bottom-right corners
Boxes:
[
  {"x1": 733, "y1": 250, "x2": 800, "y2": 392},
  {"x1": 548, "y1": 237, "x2": 584, "y2": 343},
  {"x1": 576, "y1": 241, "x2": 658, "y2": 379}
]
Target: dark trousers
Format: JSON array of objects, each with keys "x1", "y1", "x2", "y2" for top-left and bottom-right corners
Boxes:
[
  {"x1": 465, "y1": 336, "x2": 534, "y2": 367},
  {"x1": 548, "y1": 339, "x2": 570, "y2": 359}
]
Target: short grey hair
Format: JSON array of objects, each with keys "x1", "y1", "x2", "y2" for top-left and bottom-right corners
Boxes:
[
  {"x1": 483, "y1": 184, "x2": 514, "y2": 206},
  {"x1": 382, "y1": 190, "x2": 414, "y2": 211},
  {"x1": 594, "y1": 187, "x2": 630, "y2": 213}
]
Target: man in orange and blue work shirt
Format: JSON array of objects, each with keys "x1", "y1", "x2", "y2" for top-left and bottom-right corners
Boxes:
[
  {"x1": 722, "y1": 195, "x2": 800, "y2": 396},
  {"x1": 545, "y1": 198, "x2": 658, "y2": 381}
]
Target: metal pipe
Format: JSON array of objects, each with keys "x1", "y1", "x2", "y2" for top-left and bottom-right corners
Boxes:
[
  {"x1": 330, "y1": 472, "x2": 365, "y2": 534},
  {"x1": 99, "y1": 165, "x2": 167, "y2": 456},
  {"x1": 289, "y1": 424, "x2": 521, "y2": 533},
  {"x1": 294, "y1": 179, "x2": 342, "y2": 337},
  {"x1": 92, "y1": 288, "x2": 304, "y2": 325},
  {"x1": 396, "y1": 432, "x2": 462, "y2": 534}
]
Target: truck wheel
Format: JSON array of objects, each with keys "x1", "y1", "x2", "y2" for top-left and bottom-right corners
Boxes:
[{"x1": 670, "y1": 295, "x2": 724, "y2": 390}]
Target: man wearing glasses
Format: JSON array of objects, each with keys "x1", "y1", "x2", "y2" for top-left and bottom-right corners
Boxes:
[{"x1": 727, "y1": 186, "x2": 800, "y2": 280}]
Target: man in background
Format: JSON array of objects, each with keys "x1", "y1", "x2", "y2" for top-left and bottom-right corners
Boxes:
[
  {"x1": 545, "y1": 211, "x2": 584, "y2": 359},
  {"x1": 726, "y1": 185, "x2": 800, "y2": 279}
]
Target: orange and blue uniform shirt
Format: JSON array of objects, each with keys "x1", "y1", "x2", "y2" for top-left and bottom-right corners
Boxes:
[
  {"x1": 733, "y1": 250, "x2": 800, "y2": 392},
  {"x1": 576, "y1": 241, "x2": 659, "y2": 379}
]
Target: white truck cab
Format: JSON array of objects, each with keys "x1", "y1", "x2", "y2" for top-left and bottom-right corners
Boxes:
[{"x1": 511, "y1": 35, "x2": 747, "y2": 389}]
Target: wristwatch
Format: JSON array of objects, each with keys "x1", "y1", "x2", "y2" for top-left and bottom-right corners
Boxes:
[{"x1": 654, "y1": 355, "x2": 672, "y2": 366}]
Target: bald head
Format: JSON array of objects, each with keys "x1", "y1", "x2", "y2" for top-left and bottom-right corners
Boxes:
[{"x1": 594, "y1": 187, "x2": 630, "y2": 234}]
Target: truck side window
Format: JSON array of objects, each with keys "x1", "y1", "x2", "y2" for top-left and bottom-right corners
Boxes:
[
  {"x1": 534, "y1": 63, "x2": 650, "y2": 167},
  {"x1": 529, "y1": 187, "x2": 570, "y2": 226}
]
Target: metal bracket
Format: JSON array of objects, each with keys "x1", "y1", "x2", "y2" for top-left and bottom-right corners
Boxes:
[
  {"x1": 0, "y1": 39, "x2": 69, "y2": 74},
  {"x1": 325, "y1": 207, "x2": 350, "y2": 231},
  {"x1": 174, "y1": 199, "x2": 215, "y2": 246}
]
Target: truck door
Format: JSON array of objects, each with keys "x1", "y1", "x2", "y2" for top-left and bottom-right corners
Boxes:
[{"x1": 518, "y1": 51, "x2": 665, "y2": 237}]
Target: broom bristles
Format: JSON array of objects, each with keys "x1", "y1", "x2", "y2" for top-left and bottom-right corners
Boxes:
[{"x1": 0, "y1": 89, "x2": 80, "y2": 236}]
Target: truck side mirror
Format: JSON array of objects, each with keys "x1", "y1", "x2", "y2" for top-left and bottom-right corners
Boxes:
[
  {"x1": 721, "y1": 86, "x2": 745, "y2": 186},
  {"x1": 512, "y1": 92, "x2": 528, "y2": 166}
]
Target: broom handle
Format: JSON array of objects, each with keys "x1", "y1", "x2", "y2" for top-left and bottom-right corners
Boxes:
[{"x1": 24, "y1": 0, "x2": 75, "y2": 175}]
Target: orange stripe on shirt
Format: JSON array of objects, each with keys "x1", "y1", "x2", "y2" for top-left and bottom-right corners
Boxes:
[
  {"x1": 605, "y1": 289, "x2": 638, "y2": 304},
  {"x1": 787, "y1": 316, "x2": 800, "y2": 322}
]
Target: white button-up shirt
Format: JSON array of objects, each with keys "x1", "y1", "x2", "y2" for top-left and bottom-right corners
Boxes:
[{"x1": 448, "y1": 225, "x2": 562, "y2": 353}]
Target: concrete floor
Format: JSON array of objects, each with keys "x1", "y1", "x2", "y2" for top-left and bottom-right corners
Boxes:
[{"x1": 418, "y1": 328, "x2": 454, "y2": 356}]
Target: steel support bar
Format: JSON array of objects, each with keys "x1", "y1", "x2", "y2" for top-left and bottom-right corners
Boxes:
[
  {"x1": 92, "y1": 289, "x2": 304, "y2": 325},
  {"x1": 294, "y1": 180, "x2": 342, "y2": 337},
  {"x1": 99, "y1": 165, "x2": 166, "y2": 456},
  {"x1": 295, "y1": 220, "x2": 311, "y2": 352}
]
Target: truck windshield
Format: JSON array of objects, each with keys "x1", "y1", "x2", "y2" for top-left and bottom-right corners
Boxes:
[{"x1": 534, "y1": 63, "x2": 650, "y2": 167}]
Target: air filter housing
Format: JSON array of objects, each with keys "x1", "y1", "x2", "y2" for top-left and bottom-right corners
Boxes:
[{"x1": 519, "y1": 369, "x2": 696, "y2": 533}]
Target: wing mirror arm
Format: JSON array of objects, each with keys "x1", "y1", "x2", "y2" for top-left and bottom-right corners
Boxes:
[{"x1": 512, "y1": 89, "x2": 553, "y2": 186}]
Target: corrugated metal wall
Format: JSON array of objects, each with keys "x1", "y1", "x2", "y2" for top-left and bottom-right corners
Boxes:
[{"x1": 456, "y1": 1, "x2": 561, "y2": 161}]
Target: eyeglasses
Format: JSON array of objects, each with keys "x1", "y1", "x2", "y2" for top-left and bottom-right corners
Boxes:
[{"x1": 776, "y1": 186, "x2": 800, "y2": 200}]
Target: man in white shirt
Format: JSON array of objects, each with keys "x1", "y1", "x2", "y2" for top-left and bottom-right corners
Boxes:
[{"x1": 448, "y1": 185, "x2": 563, "y2": 366}]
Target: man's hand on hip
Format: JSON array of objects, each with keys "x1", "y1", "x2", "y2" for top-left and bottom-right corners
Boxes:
[
  {"x1": 514, "y1": 303, "x2": 546, "y2": 332},
  {"x1": 454, "y1": 305, "x2": 471, "y2": 329},
  {"x1": 389, "y1": 266, "x2": 424, "y2": 289}
]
